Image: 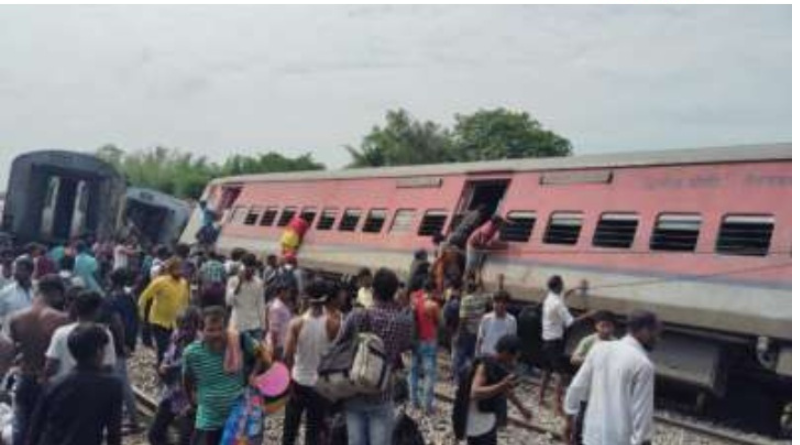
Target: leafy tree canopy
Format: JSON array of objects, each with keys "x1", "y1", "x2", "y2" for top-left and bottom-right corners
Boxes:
[
  {"x1": 96, "y1": 144, "x2": 324, "y2": 200},
  {"x1": 345, "y1": 108, "x2": 571, "y2": 167}
]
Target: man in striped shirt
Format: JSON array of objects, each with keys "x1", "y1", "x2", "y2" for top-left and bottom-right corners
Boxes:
[{"x1": 182, "y1": 306, "x2": 267, "y2": 445}]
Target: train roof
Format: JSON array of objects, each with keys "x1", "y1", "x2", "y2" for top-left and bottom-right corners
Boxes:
[
  {"x1": 11, "y1": 149, "x2": 121, "y2": 178},
  {"x1": 211, "y1": 142, "x2": 791, "y2": 185},
  {"x1": 126, "y1": 187, "x2": 191, "y2": 211}
]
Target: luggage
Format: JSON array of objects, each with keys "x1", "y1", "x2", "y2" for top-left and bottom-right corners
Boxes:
[
  {"x1": 316, "y1": 311, "x2": 390, "y2": 402},
  {"x1": 220, "y1": 389, "x2": 265, "y2": 445}
]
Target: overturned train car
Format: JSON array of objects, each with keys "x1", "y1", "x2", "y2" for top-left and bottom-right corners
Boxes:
[
  {"x1": 182, "y1": 143, "x2": 791, "y2": 416},
  {"x1": 2, "y1": 150, "x2": 126, "y2": 245},
  {"x1": 124, "y1": 187, "x2": 191, "y2": 247}
]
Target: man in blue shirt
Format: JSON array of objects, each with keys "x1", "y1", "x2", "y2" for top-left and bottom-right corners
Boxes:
[{"x1": 73, "y1": 241, "x2": 103, "y2": 295}]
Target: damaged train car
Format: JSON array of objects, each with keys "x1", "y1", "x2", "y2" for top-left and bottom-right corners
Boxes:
[{"x1": 1, "y1": 150, "x2": 126, "y2": 245}]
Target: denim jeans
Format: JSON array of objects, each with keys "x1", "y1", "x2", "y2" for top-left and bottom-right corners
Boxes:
[
  {"x1": 452, "y1": 333, "x2": 477, "y2": 385},
  {"x1": 115, "y1": 356, "x2": 140, "y2": 426},
  {"x1": 13, "y1": 375, "x2": 41, "y2": 445},
  {"x1": 408, "y1": 341, "x2": 437, "y2": 411},
  {"x1": 344, "y1": 399, "x2": 394, "y2": 445}
]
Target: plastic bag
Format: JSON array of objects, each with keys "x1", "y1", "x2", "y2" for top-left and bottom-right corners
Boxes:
[{"x1": 220, "y1": 389, "x2": 265, "y2": 445}]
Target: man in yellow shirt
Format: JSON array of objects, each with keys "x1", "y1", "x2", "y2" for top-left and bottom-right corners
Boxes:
[{"x1": 139, "y1": 258, "x2": 190, "y2": 363}]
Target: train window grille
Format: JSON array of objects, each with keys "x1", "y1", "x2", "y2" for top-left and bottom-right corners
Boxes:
[
  {"x1": 715, "y1": 215, "x2": 774, "y2": 256},
  {"x1": 277, "y1": 207, "x2": 297, "y2": 227},
  {"x1": 363, "y1": 209, "x2": 387, "y2": 233},
  {"x1": 544, "y1": 212, "x2": 583, "y2": 245},
  {"x1": 230, "y1": 206, "x2": 248, "y2": 225},
  {"x1": 244, "y1": 207, "x2": 263, "y2": 226},
  {"x1": 418, "y1": 210, "x2": 448, "y2": 236},
  {"x1": 593, "y1": 213, "x2": 639, "y2": 249},
  {"x1": 650, "y1": 214, "x2": 701, "y2": 252},
  {"x1": 317, "y1": 209, "x2": 338, "y2": 231},
  {"x1": 500, "y1": 211, "x2": 537, "y2": 243},
  {"x1": 389, "y1": 209, "x2": 416, "y2": 234},
  {"x1": 339, "y1": 209, "x2": 362, "y2": 232},
  {"x1": 301, "y1": 207, "x2": 317, "y2": 225},
  {"x1": 259, "y1": 207, "x2": 278, "y2": 226}
]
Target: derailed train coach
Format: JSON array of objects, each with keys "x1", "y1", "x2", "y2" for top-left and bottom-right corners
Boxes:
[
  {"x1": 124, "y1": 187, "x2": 191, "y2": 247},
  {"x1": 2, "y1": 150, "x2": 126, "y2": 245},
  {"x1": 183, "y1": 143, "x2": 791, "y2": 425}
]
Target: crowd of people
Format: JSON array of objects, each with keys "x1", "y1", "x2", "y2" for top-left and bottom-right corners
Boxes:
[{"x1": 0, "y1": 221, "x2": 661, "y2": 445}]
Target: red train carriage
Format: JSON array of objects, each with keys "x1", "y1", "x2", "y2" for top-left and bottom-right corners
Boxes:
[{"x1": 181, "y1": 143, "x2": 791, "y2": 401}]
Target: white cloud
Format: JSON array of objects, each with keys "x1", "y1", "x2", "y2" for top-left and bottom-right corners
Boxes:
[{"x1": 0, "y1": 5, "x2": 790, "y2": 186}]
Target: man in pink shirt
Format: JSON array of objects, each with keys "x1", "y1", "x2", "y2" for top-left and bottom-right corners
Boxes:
[{"x1": 267, "y1": 279, "x2": 293, "y2": 361}]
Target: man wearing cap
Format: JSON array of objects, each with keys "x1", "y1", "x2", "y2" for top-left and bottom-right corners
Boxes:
[{"x1": 282, "y1": 278, "x2": 341, "y2": 445}]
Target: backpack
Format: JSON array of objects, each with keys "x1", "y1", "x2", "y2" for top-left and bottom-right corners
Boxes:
[
  {"x1": 392, "y1": 411, "x2": 424, "y2": 445},
  {"x1": 316, "y1": 311, "x2": 390, "y2": 402}
]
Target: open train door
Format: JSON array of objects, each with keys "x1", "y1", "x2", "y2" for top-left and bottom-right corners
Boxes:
[{"x1": 449, "y1": 177, "x2": 510, "y2": 233}]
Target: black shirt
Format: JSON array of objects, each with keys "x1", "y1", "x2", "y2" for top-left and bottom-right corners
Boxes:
[{"x1": 27, "y1": 369, "x2": 122, "y2": 445}]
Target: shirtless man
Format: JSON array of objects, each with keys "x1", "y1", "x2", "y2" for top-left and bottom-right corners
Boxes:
[{"x1": 8, "y1": 274, "x2": 70, "y2": 445}]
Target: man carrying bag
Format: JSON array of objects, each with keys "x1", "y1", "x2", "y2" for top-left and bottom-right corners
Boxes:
[{"x1": 316, "y1": 268, "x2": 413, "y2": 445}]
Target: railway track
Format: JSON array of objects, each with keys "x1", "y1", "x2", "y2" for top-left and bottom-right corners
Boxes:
[
  {"x1": 131, "y1": 381, "x2": 782, "y2": 445},
  {"x1": 432, "y1": 356, "x2": 784, "y2": 445},
  {"x1": 133, "y1": 385, "x2": 158, "y2": 421}
]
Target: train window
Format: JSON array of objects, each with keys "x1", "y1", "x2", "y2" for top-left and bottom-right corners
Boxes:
[
  {"x1": 390, "y1": 209, "x2": 416, "y2": 234},
  {"x1": 339, "y1": 209, "x2": 362, "y2": 232},
  {"x1": 317, "y1": 209, "x2": 338, "y2": 231},
  {"x1": 277, "y1": 207, "x2": 297, "y2": 227},
  {"x1": 301, "y1": 207, "x2": 317, "y2": 225},
  {"x1": 544, "y1": 212, "x2": 583, "y2": 245},
  {"x1": 244, "y1": 207, "x2": 263, "y2": 226},
  {"x1": 650, "y1": 214, "x2": 701, "y2": 252},
  {"x1": 500, "y1": 211, "x2": 537, "y2": 242},
  {"x1": 259, "y1": 207, "x2": 278, "y2": 226},
  {"x1": 418, "y1": 209, "x2": 448, "y2": 236},
  {"x1": 230, "y1": 206, "x2": 248, "y2": 225},
  {"x1": 363, "y1": 209, "x2": 387, "y2": 234},
  {"x1": 593, "y1": 213, "x2": 639, "y2": 248},
  {"x1": 716, "y1": 215, "x2": 774, "y2": 256}
]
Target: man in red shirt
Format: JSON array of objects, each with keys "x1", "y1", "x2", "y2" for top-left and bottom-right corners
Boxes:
[
  {"x1": 466, "y1": 216, "x2": 504, "y2": 286},
  {"x1": 409, "y1": 279, "x2": 441, "y2": 414}
]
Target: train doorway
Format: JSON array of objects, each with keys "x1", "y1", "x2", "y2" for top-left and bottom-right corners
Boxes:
[
  {"x1": 450, "y1": 179, "x2": 509, "y2": 231},
  {"x1": 40, "y1": 175, "x2": 96, "y2": 242}
]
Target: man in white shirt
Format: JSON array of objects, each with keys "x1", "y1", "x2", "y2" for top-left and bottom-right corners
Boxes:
[
  {"x1": 44, "y1": 290, "x2": 116, "y2": 383},
  {"x1": 112, "y1": 236, "x2": 138, "y2": 271},
  {"x1": 476, "y1": 290, "x2": 517, "y2": 357},
  {"x1": 0, "y1": 257, "x2": 34, "y2": 329},
  {"x1": 226, "y1": 253, "x2": 266, "y2": 340},
  {"x1": 564, "y1": 310, "x2": 660, "y2": 445},
  {"x1": 540, "y1": 275, "x2": 591, "y2": 409}
]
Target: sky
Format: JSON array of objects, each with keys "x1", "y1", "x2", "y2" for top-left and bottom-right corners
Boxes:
[{"x1": 0, "y1": 5, "x2": 791, "y2": 186}]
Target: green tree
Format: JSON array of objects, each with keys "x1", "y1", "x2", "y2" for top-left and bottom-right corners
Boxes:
[
  {"x1": 96, "y1": 146, "x2": 325, "y2": 200},
  {"x1": 220, "y1": 152, "x2": 324, "y2": 176},
  {"x1": 345, "y1": 109, "x2": 454, "y2": 167},
  {"x1": 452, "y1": 108, "x2": 572, "y2": 161}
]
